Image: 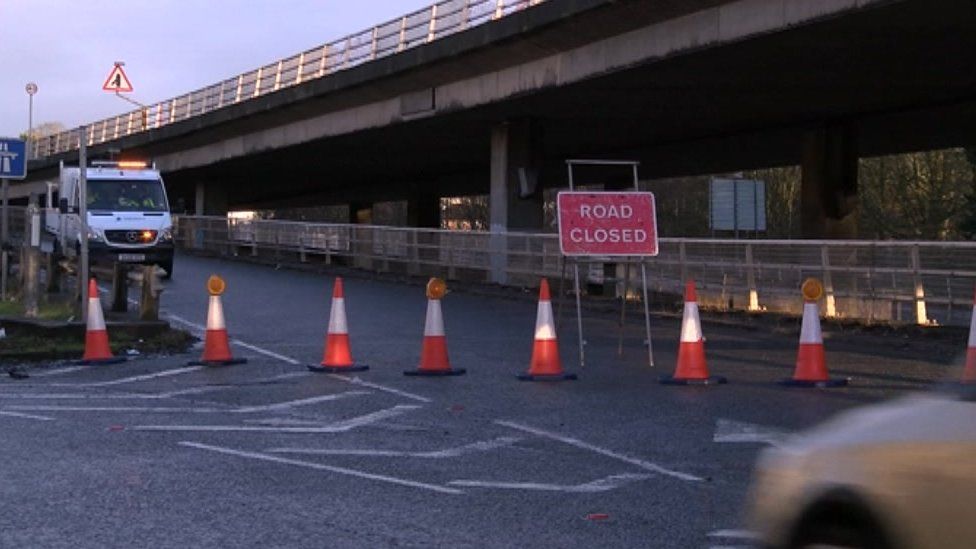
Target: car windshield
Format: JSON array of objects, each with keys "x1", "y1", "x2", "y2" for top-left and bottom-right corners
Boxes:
[{"x1": 87, "y1": 179, "x2": 168, "y2": 212}]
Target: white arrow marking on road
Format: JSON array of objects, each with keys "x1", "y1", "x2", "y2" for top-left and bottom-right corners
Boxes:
[
  {"x1": 448, "y1": 473, "x2": 652, "y2": 493},
  {"x1": 496, "y1": 420, "x2": 703, "y2": 482},
  {"x1": 231, "y1": 391, "x2": 369, "y2": 412},
  {"x1": 179, "y1": 441, "x2": 463, "y2": 494},
  {"x1": 268, "y1": 436, "x2": 523, "y2": 458},
  {"x1": 133, "y1": 404, "x2": 420, "y2": 433},
  {"x1": 713, "y1": 419, "x2": 788, "y2": 447},
  {"x1": 0, "y1": 410, "x2": 54, "y2": 421},
  {"x1": 328, "y1": 374, "x2": 431, "y2": 403}
]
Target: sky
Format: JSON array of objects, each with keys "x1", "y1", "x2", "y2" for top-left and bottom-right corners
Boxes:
[{"x1": 0, "y1": 1, "x2": 433, "y2": 138}]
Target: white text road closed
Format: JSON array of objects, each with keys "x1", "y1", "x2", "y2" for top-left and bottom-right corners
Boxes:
[{"x1": 558, "y1": 192, "x2": 658, "y2": 256}]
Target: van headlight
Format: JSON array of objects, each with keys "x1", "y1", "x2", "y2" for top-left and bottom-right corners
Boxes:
[
  {"x1": 160, "y1": 228, "x2": 173, "y2": 242},
  {"x1": 87, "y1": 228, "x2": 103, "y2": 242}
]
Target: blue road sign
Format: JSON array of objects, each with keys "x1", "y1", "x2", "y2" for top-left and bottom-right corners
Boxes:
[{"x1": 0, "y1": 138, "x2": 27, "y2": 180}]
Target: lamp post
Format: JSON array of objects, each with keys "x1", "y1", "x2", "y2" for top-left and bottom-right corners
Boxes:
[{"x1": 25, "y1": 82, "x2": 37, "y2": 159}]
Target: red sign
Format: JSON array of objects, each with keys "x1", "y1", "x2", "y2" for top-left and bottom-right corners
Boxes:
[{"x1": 557, "y1": 192, "x2": 658, "y2": 256}]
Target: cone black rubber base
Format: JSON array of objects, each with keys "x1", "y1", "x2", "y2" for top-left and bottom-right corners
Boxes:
[
  {"x1": 74, "y1": 356, "x2": 127, "y2": 366},
  {"x1": 188, "y1": 358, "x2": 248, "y2": 367},
  {"x1": 778, "y1": 377, "x2": 848, "y2": 388},
  {"x1": 660, "y1": 375, "x2": 727, "y2": 385},
  {"x1": 517, "y1": 372, "x2": 577, "y2": 381},
  {"x1": 308, "y1": 364, "x2": 369, "y2": 373},
  {"x1": 404, "y1": 368, "x2": 466, "y2": 376}
]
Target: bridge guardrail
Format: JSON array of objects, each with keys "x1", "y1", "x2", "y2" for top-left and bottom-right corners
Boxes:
[
  {"x1": 175, "y1": 215, "x2": 976, "y2": 327},
  {"x1": 29, "y1": 0, "x2": 545, "y2": 160}
]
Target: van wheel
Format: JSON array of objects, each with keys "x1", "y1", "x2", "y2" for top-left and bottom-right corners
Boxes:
[{"x1": 160, "y1": 260, "x2": 173, "y2": 279}]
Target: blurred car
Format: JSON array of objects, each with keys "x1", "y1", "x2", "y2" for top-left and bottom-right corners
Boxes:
[{"x1": 746, "y1": 387, "x2": 976, "y2": 549}]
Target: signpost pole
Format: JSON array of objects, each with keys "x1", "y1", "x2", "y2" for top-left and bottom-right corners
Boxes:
[
  {"x1": 79, "y1": 127, "x2": 89, "y2": 318},
  {"x1": 632, "y1": 161, "x2": 654, "y2": 367},
  {"x1": 566, "y1": 161, "x2": 585, "y2": 368},
  {"x1": 1, "y1": 177, "x2": 8, "y2": 300}
]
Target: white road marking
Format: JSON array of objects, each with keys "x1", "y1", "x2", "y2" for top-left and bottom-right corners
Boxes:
[
  {"x1": 7, "y1": 391, "x2": 369, "y2": 415},
  {"x1": 133, "y1": 404, "x2": 420, "y2": 433},
  {"x1": 0, "y1": 393, "x2": 156, "y2": 400},
  {"x1": 32, "y1": 366, "x2": 88, "y2": 377},
  {"x1": 0, "y1": 410, "x2": 55, "y2": 421},
  {"x1": 167, "y1": 314, "x2": 432, "y2": 403},
  {"x1": 244, "y1": 418, "x2": 329, "y2": 427},
  {"x1": 448, "y1": 473, "x2": 652, "y2": 493},
  {"x1": 707, "y1": 529, "x2": 758, "y2": 540},
  {"x1": 269, "y1": 436, "x2": 523, "y2": 458},
  {"x1": 6, "y1": 405, "x2": 226, "y2": 413},
  {"x1": 496, "y1": 420, "x2": 703, "y2": 482},
  {"x1": 179, "y1": 441, "x2": 462, "y2": 494},
  {"x1": 713, "y1": 419, "x2": 788, "y2": 447},
  {"x1": 231, "y1": 391, "x2": 369, "y2": 413},
  {"x1": 327, "y1": 374, "x2": 431, "y2": 403},
  {"x1": 55, "y1": 366, "x2": 203, "y2": 388}
]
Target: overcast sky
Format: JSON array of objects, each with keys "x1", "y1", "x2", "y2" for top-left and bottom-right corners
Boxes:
[{"x1": 0, "y1": 1, "x2": 433, "y2": 137}]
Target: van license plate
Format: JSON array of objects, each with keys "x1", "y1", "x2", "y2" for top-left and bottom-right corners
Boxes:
[{"x1": 118, "y1": 254, "x2": 145, "y2": 262}]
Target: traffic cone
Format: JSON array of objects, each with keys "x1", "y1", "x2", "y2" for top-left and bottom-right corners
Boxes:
[
  {"x1": 188, "y1": 289, "x2": 246, "y2": 367},
  {"x1": 518, "y1": 278, "x2": 576, "y2": 381},
  {"x1": 780, "y1": 297, "x2": 847, "y2": 387},
  {"x1": 661, "y1": 280, "x2": 726, "y2": 385},
  {"x1": 309, "y1": 277, "x2": 368, "y2": 373},
  {"x1": 404, "y1": 289, "x2": 465, "y2": 376},
  {"x1": 963, "y1": 285, "x2": 976, "y2": 384},
  {"x1": 78, "y1": 278, "x2": 125, "y2": 365}
]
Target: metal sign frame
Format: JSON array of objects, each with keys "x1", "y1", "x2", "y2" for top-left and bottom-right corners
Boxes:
[{"x1": 563, "y1": 159, "x2": 655, "y2": 369}]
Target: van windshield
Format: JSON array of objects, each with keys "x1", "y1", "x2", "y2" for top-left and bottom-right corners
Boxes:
[{"x1": 87, "y1": 179, "x2": 168, "y2": 212}]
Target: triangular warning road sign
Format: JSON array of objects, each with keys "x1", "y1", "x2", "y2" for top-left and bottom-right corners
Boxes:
[{"x1": 102, "y1": 64, "x2": 133, "y2": 93}]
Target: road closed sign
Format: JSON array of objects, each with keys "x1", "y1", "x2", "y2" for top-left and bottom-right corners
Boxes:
[{"x1": 557, "y1": 191, "x2": 658, "y2": 256}]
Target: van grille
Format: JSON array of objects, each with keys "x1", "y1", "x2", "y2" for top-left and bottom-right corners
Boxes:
[{"x1": 104, "y1": 230, "x2": 156, "y2": 244}]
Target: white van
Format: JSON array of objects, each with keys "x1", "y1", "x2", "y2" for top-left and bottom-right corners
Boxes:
[{"x1": 44, "y1": 160, "x2": 174, "y2": 277}]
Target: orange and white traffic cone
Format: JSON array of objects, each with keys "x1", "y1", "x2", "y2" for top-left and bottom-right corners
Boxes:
[
  {"x1": 78, "y1": 278, "x2": 125, "y2": 365},
  {"x1": 309, "y1": 277, "x2": 368, "y2": 373},
  {"x1": 189, "y1": 275, "x2": 247, "y2": 366},
  {"x1": 780, "y1": 296, "x2": 847, "y2": 387},
  {"x1": 404, "y1": 278, "x2": 465, "y2": 376},
  {"x1": 518, "y1": 278, "x2": 576, "y2": 381},
  {"x1": 661, "y1": 280, "x2": 726, "y2": 385},
  {"x1": 962, "y1": 285, "x2": 976, "y2": 384}
]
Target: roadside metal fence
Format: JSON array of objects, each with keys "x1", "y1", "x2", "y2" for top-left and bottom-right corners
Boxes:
[
  {"x1": 175, "y1": 215, "x2": 976, "y2": 327},
  {"x1": 29, "y1": 0, "x2": 547, "y2": 160}
]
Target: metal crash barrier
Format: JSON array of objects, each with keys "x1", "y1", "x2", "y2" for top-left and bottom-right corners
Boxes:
[
  {"x1": 28, "y1": 0, "x2": 546, "y2": 159},
  {"x1": 175, "y1": 215, "x2": 976, "y2": 327}
]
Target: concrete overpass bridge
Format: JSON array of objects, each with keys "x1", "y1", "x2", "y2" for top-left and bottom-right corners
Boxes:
[{"x1": 17, "y1": 0, "x2": 976, "y2": 238}]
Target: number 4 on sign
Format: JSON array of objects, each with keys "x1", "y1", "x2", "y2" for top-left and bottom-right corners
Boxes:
[{"x1": 102, "y1": 63, "x2": 133, "y2": 93}]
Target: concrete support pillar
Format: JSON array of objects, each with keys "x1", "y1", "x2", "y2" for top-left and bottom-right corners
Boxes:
[
  {"x1": 193, "y1": 182, "x2": 230, "y2": 217},
  {"x1": 801, "y1": 125, "x2": 859, "y2": 238},
  {"x1": 194, "y1": 182, "x2": 205, "y2": 216},
  {"x1": 348, "y1": 201, "x2": 372, "y2": 270},
  {"x1": 407, "y1": 194, "x2": 441, "y2": 229},
  {"x1": 489, "y1": 119, "x2": 545, "y2": 284}
]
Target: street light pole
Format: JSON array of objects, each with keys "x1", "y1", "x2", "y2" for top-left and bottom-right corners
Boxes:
[{"x1": 25, "y1": 82, "x2": 37, "y2": 159}]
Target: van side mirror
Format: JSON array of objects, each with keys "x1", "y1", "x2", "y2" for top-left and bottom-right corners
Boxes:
[{"x1": 58, "y1": 198, "x2": 69, "y2": 214}]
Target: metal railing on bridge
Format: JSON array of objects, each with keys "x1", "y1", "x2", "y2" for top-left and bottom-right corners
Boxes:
[
  {"x1": 175, "y1": 215, "x2": 976, "y2": 327},
  {"x1": 28, "y1": 0, "x2": 546, "y2": 160}
]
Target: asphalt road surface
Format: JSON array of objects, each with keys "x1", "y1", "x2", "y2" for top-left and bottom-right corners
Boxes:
[{"x1": 0, "y1": 253, "x2": 961, "y2": 548}]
